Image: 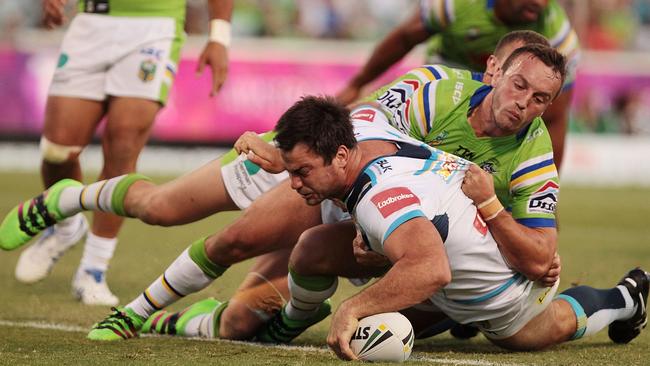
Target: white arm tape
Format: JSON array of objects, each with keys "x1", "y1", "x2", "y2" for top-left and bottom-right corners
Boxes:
[{"x1": 209, "y1": 19, "x2": 231, "y2": 48}]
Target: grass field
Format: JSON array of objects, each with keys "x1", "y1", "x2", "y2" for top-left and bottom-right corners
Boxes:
[{"x1": 0, "y1": 172, "x2": 649, "y2": 365}]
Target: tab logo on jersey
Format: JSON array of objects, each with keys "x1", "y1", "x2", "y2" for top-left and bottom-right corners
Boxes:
[
  {"x1": 351, "y1": 109, "x2": 376, "y2": 122},
  {"x1": 371, "y1": 187, "x2": 420, "y2": 218},
  {"x1": 527, "y1": 180, "x2": 559, "y2": 214}
]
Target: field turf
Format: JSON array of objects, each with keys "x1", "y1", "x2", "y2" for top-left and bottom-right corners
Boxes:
[{"x1": 0, "y1": 172, "x2": 648, "y2": 365}]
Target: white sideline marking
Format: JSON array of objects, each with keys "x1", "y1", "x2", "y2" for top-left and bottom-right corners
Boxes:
[{"x1": 0, "y1": 319, "x2": 525, "y2": 366}]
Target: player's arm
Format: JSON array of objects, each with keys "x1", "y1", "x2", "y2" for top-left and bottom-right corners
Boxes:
[
  {"x1": 336, "y1": 10, "x2": 431, "y2": 106},
  {"x1": 328, "y1": 217, "x2": 451, "y2": 360},
  {"x1": 462, "y1": 164, "x2": 556, "y2": 281},
  {"x1": 197, "y1": 0, "x2": 234, "y2": 96},
  {"x1": 43, "y1": 0, "x2": 68, "y2": 28}
]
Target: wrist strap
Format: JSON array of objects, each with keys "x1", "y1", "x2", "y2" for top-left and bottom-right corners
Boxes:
[
  {"x1": 209, "y1": 19, "x2": 231, "y2": 48},
  {"x1": 477, "y1": 195, "x2": 504, "y2": 221}
]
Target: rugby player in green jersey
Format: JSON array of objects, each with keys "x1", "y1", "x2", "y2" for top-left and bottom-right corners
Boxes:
[
  {"x1": 14, "y1": 0, "x2": 233, "y2": 306},
  {"x1": 337, "y1": 0, "x2": 580, "y2": 170},
  {"x1": 1, "y1": 35, "x2": 567, "y2": 342}
]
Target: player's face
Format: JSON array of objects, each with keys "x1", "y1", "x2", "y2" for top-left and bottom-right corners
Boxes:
[
  {"x1": 490, "y1": 54, "x2": 562, "y2": 134},
  {"x1": 506, "y1": 0, "x2": 549, "y2": 23},
  {"x1": 281, "y1": 143, "x2": 346, "y2": 206}
]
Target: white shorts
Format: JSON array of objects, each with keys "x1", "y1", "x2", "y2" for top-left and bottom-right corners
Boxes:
[
  {"x1": 429, "y1": 278, "x2": 560, "y2": 339},
  {"x1": 220, "y1": 131, "x2": 289, "y2": 210},
  {"x1": 49, "y1": 13, "x2": 183, "y2": 104}
]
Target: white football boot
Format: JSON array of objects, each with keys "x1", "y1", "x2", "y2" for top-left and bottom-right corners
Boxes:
[
  {"x1": 15, "y1": 213, "x2": 88, "y2": 283},
  {"x1": 72, "y1": 268, "x2": 119, "y2": 306}
]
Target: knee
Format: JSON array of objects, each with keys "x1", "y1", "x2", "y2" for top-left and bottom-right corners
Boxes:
[
  {"x1": 219, "y1": 303, "x2": 262, "y2": 340},
  {"x1": 289, "y1": 230, "x2": 330, "y2": 276},
  {"x1": 40, "y1": 136, "x2": 83, "y2": 164},
  {"x1": 205, "y1": 225, "x2": 259, "y2": 265}
]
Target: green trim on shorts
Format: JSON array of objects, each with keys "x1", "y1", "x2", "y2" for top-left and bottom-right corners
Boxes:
[
  {"x1": 112, "y1": 174, "x2": 151, "y2": 216},
  {"x1": 220, "y1": 131, "x2": 278, "y2": 165},
  {"x1": 188, "y1": 237, "x2": 228, "y2": 279},
  {"x1": 289, "y1": 268, "x2": 337, "y2": 292},
  {"x1": 158, "y1": 21, "x2": 185, "y2": 105}
]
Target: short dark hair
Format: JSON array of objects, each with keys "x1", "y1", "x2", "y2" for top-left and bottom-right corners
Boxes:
[
  {"x1": 494, "y1": 30, "x2": 550, "y2": 59},
  {"x1": 501, "y1": 44, "x2": 567, "y2": 97},
  {"x1": 274, "y1": 95, "x2": 355, "y2": 164}
]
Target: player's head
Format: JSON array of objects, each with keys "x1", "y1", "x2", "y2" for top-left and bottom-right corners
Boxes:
[
  {"x1": 489, "y1": 44, "x2": 566, "y2": 134},
  {"x1": 485, "y1": 30, "x2": 550, "y2": 82},
  {"x1": 496, "y1": 0, "x2": 549, "y2": 24},
  {"x1": 275, "y1": 95, "x2": 356, "y2": 205}
]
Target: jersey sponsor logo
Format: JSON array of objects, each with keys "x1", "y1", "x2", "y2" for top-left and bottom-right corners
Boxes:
[
  {"x1": 473, "y1": 212, "x2": 488, "y2": 236},
  {"x1": 351, "y1": 109, "x2": 376, "y2": 122},
  {"x1": 453, "y1": 145, "x2": 475, "y2": 161},
  {"x1": 527, "y1": 180, "x2": 559, "y2": 214},
  {"x1": 371, "y1": 187, "x2": 420, "y2": 218},
  {"x1": 452, "y1": 81, "x2": 464, "y2": 104}
]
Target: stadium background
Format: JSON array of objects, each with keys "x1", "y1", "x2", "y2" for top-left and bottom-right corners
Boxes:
[{"x1": 0, "y1": 1, "x2": 649, "y2": 365}]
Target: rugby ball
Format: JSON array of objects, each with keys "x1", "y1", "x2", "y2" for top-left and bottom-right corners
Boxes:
[{"x1": 350, "y1": 312, "x2": 414, "y2": 362}]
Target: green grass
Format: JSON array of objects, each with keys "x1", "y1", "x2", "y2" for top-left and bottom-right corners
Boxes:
[{"x1": 0, "y1": 172, "x2": 648, "y2": 365}]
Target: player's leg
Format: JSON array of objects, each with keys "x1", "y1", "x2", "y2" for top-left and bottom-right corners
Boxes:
[
  {"x1": 257, "y1": 221, "x2": 387, "y2": 343},
  {"x1": 142, "y1": 249, "x2": 291, "y2": 339},
  {"x1": 492, "y1": 268, "x2": 649, "y2": 350},
  {"x1": 72, "y1": 96, "x2": 160, "y2": 306},
  {"x1": 13, "y1": 96, "x2": 103, "y2": 282}
]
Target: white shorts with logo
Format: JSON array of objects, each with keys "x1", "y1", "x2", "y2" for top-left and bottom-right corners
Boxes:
[
  {"x1": 429, "y1": 278, "x2": 559, "y2": 339},
  {"x1": 49, "y1": 13, "x2": 182, "y2": 104},
  {"x1": 220, "y1": 131, "x2": 289, "y2": 210}
]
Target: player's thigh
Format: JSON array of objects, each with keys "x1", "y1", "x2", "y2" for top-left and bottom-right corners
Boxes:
[
  {"x1": 207, "y1": 180, "x2": 322, "y2": 261},
  {"x1": 42, "y1": 96, "x2": 105, "y2": 145},
  {"x1": 489, "y1": 296, "x2": 574, "y2": 350},
  {"x1": 102, "y1": 97, "x2": 160, "y2": 171},
  {"x1": 291, "y1": 221, "x2": 386, "y2": 278},
  {"x1": 219, "y1": 249, "x2": 291, "y2": 340},
  {"x1": 133, "y1": 159, "x2": 239, "y2": 225}
]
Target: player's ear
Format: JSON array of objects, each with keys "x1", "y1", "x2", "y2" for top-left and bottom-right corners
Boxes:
[{"x1": 335, "y1": 145, "x2": 349, "y2": 167}]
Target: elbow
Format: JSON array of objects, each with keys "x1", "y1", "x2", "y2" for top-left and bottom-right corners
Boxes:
[
  {"x1": 520, "y1": 252, "x2": 555, "y2": 281},
  {"x1": 425, "y1": 267, "x2": 451, "y2": 292}
]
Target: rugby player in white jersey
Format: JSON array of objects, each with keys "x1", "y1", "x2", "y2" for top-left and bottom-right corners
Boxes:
[{"x1": 262, "y1": 95, "x2": 648, "y2": 359}]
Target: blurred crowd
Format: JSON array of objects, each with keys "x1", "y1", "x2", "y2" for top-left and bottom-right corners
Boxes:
[{"x1": 1, "y1": 0, "x2": 650, "y2": 136}]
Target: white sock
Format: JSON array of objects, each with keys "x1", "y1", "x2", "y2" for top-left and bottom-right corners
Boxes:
[
  {"x1": 53, "y1": 213, "x2": 85, "y2": 242},
  {"x1": 79, "y1": 232, "x2": 117, "y2": 273}
]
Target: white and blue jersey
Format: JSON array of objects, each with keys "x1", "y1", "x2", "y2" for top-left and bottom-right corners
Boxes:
[{"x1": 344, "y1": 106, "x2": 557, "y2": 338}]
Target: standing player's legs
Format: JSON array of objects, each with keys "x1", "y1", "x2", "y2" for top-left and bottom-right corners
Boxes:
[
  {"x1": 14, "y1": 96, "x2": 103, "y2": 285},
  {"x1": 71, "y1": 96, "x2": 160, "y2": 306}
]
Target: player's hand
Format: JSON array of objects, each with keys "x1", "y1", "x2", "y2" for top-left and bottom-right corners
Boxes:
[
  {"x1": 233, "y1": 132, "x2": 285, "y2": 174},
  {"x1": 327, "y1": 303, "x2": 359, "y2": 361},
  {"x1": 335, "y1": 84, "x2": 361, "y2": 107},
  {"x1": 43, "y1": 0, "x2": 68, "y2": 28},
  {"x1": 353, "y1": 230, "x2": 390, "y2": 267},
  {"x1": 537, "y1": 252, "x2": 561, "y2": 287},
  {"x1": 196, "y1": 42, "x2": 228, "y2": 96},
  {"x1": 461, "y1": 164, "x2": 495, "y2": 205}
]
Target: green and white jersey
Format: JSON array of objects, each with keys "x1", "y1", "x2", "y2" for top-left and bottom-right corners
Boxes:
[
  {"x1": 392, "y1": 78, "x2": 558, "y2": 227},
  {"x1": 420, "y1": 0, "x2": 579, "y2": 87},
  {"x1": 77, "y1": 0, "x2": 186, "y2": 24},
  {"x1": 361, "y1": 64, "x2": 483, "y2": 119}
]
